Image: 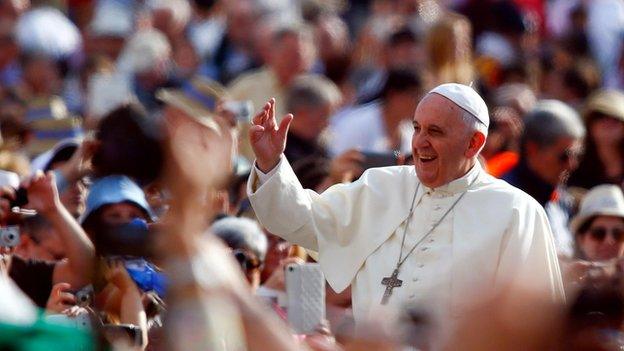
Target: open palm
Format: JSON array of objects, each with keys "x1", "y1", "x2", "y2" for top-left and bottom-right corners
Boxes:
[{"x1": 249, "y1": 98, "x2": 293, "y2": 172}]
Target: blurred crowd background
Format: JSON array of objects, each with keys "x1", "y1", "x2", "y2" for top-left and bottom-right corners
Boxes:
[{"x1": 1, "y1": 0, "x2": 624, "y2": 350}]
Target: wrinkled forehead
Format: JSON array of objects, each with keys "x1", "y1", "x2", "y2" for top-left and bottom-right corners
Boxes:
[{"x1": 413, "y1": 93, "x2": 464, "y2": 125}]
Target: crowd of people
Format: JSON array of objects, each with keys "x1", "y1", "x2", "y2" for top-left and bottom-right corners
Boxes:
[{"x1": 1, "y1": 0, "x2": 624, "y2": 350}]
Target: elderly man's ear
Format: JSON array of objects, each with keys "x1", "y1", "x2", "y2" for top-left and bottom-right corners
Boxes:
[{"x1": 465, "y1": 132, "x2": 487, "y2": 158}]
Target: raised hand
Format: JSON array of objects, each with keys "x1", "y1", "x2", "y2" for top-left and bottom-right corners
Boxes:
[
  {"x1": 46, "y1": 282, "x2": 76, "y2": 314},
  {"x1": 249, "y1": 98, "x2": 293, "y2": 173},
  {"x1": 24, "y1": 171, "x2": 61, "y2": 215},
  {"x1": 103, "y1": 259, "x2": 138, "y2": 294}
]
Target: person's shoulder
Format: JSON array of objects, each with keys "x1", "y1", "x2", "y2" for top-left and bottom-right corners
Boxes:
[
  {"x1": 479, "y1": 174, "x2": 543, "y2": 209},
  {"x1": 331, "y1": 102, "x2": 382, "y2": 137},
  {"x1": 358, "y1": 165, "x2": 415, "y2": 184},
  {"x1": 338, "y1": 101, "x2": 381, "y2": 121}
]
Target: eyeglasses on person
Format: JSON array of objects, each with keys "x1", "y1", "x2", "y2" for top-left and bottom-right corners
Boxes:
[{"x1": 587, "y1": 226, "x2": 624, "y2": 242}]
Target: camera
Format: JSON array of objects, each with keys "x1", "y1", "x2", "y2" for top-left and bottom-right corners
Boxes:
[
  {"x1": 9, "y1": 187, "x2": 28, "y2": 209},
  {"x1": 0, "y1": 226, "x2": 20, "y2": 247},
  {"x1": 74, "y1": 285, "x2": 94, "y2": 307}
]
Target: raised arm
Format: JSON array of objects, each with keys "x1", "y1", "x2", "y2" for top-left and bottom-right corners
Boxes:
[
  {"x1": 249, "y1": 98, "x2": 293, "y2": 173},
  {"x1": 24, "y1": 172, "x2": 95, "y2": 288}
]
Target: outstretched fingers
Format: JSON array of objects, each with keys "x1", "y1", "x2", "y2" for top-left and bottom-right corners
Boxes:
[
  {"x1": 264, "y1": 98, "x2": 277, "y2": 131},
  {"x1": 252, "y1": 101, "x2": 270, "y2": 126},
  {"x1": 277, "y1": 114, "x2": 294, "y2": 140}
]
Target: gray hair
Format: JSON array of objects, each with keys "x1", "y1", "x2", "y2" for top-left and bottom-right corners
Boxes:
[
  {"x1": 521, "y1": 99, "x2": 586, "y2": 153},
  {"x1": 285, "y1": 75, "x2": 342, "y2": 113},
  {"x1": 460, "y1": 110, "x2": 489, "y2": 138},
  {"x1": 211, "y1": 217, "x2": 268, "y2": 262}
]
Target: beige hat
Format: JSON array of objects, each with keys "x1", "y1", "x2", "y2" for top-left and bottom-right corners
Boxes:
[
  {"x1": 157, "y1": 76, "x2": 229, "y2": 133},
  {"x1": 583, "y1": 89, "x2": 624, "y2": 123},
  {"x1": 570, "y1": 184, "x2": 624, "y2": 234}
]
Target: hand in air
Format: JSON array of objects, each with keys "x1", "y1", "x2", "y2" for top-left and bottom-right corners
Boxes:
[{"x1": 249, "y1": 98, "x2": 293, "y2": 173}]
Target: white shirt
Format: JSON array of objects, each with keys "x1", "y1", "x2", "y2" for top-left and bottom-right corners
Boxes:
[
  {"x1": 352, "y1": 170, "x2": 476, "y2": 323},
  {"x1": 328, "y1": 101, "x2": 413, "y2": 157},
  {"x1": 249, "y1": 156, "x2": 564, "y2": 331}
]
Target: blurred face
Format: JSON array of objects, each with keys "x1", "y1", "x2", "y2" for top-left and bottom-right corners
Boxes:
[
  {"x1": 389, "y1": 88, "x2": 420, "y2": 121},
  {"x1": 261, "y1": 233, "x2": 291, "y2": 283},
  {"x1": 34, "y1": 228, "x2": 65, "y2": 261},
  {"x1": 291, "y1": 103, "x2": 332, "y2": 141},
  {"x1": 23, "y1": 56, "x2": 60, "y2": 95},
  {"x1": 60, "y1": 180, "x2": 87, "y2": 218},
  {"x1": 526, "y1": 137, "x2": 583, "y2": 186},
  {"x1": 100, "y1": 203, "x2": 147, "y2": 226},
  {"x1": 386, "y1": 42, "x2": 423, "y2": 69},
  {"x1": 231, "y1": 249, "x2": 262, "y2": 290},
  {"x1": 578, "y1": 216, "x2": 624, "y2": 261},
  {"x1": 590, "y1": 115, "x2": 624, "y2": 146},
  {"x1": 227, "y1": 1, "x2": 255, "y2": 47},
  {"x1": 271, "y1": 33, "x2": 315, "y2": 85},
  {"x1": 412, "y1": 94, "x2": 482, "y2": 188}
]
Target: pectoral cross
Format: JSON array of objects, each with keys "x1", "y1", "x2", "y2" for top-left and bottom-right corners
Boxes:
[{"x1": 380, "y1": 268, "x2": 403, "y2": 305}]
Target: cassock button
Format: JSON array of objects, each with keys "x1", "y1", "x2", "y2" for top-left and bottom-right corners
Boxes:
[
  {"x1": 434, "y1": 205, "x2": 441, "y2": 211},
  {"x1": 418, "y1": 264, "x2": 425, "y2": 268},
  {"x1": 412, "y1": 278, "x2": 419, "y2": 282},
  {"x1": 421, "y1": 247, "x2": 428, "y2": 251},
  {"x1": 428, "y1": 239, "x2": 434, "y2": 243},
  {"x1": 409, "y1": 293, "x2": 416, "y2": 299}
]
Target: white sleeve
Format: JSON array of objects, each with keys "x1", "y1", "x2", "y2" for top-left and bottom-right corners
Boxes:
[{"x1": 254, "y1": 156, "x2": 283, "y2": 185}]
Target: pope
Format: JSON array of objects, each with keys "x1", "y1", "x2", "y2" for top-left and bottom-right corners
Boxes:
[{"x1": 247, "y1": 84, "x2": 564, "y2": 332}]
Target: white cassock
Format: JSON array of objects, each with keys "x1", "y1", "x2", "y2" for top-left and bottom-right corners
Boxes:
[{"x1": 247, "y1": 156, "x2": 565, "y2": 330}]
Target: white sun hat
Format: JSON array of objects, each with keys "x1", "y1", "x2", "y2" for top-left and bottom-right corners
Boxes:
[{"x1": 570, "y1": 184, "x2": 624, "y2": 234}]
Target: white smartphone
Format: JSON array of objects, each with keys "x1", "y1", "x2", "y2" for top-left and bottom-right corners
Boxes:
[{"x1": 285, "y1": 263, "x2": 326, "y2": 335}]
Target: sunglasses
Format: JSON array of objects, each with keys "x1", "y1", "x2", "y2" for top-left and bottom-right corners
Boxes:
[
  {"x1": 587, "y1": 226, "x2": 624, "y2": 242},
  {"x1": 233, "y1": 249, "x2": 262, "y2": 271}
]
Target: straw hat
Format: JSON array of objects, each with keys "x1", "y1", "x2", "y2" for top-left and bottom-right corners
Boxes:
[
  {"x1": 156, "y1": 76, "x2": 229, "y2": 133},
  {"x1": 569, "y1": 184, "x2": 624, "y2": 234},
  {"x1": 583, "y1": 89, "x2": 624, "y2": 123}
]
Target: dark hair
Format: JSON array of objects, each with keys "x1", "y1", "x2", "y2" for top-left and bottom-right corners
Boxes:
[
  {"x1": 568, "y1": 277, "x2": 624, "y2": 331},
  {"x1": 192, "y1": 0, "x2": 218, "y2": 11},
  {"x1": 379, "y1": 68, "x2": 422, "y2": 100},
  {"x1": 387, "y1": 27, "x2": 419, "y2": 47},
  {"x1": 44, "y1": 144, "x2": 77, "y2": 172},
  {"x1": 20, "y1": 215, "x2": 51, "y2": 243},
  {"x1": 92, "y1": 104, "x2": 164, "y2": 186},
  {"x1": 573, "y1": 112, "x2": 624, "y2": 183},
  {"x1": 577, "y1": 216, "x2": 597, "y2": 236},
  {"x1": 292, "y1": 156, "x2": 330, "y2": 190}
]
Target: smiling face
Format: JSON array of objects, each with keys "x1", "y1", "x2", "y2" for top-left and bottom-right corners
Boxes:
[
  {"x1": 412, "y1": 94, "x2": 485, "y2": 188},
  {"x1": 578, "y1": 216, "x2": 624, "y2": 261}
]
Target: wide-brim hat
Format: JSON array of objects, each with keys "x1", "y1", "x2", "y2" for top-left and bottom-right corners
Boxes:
[
  {"x1": 569, "y1": 184, "x2": 624, "y2": 234},
  {"x1": 583, "y1": 89, "x2": 624, "y2": 123},
  {"x1": 80, "y1": 175, "x2": 155, "y2": 224},
  {"x1": 156, "y1": 76, "x2": 228, "y2": 133},
  {"x1": 30, "y1": 138, "x2": 81, "y2": 173}
]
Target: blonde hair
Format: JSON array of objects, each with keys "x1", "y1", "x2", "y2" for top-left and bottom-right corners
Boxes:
[{"x1": 425, "y1": 13, "x2": 474, "y2": 87}]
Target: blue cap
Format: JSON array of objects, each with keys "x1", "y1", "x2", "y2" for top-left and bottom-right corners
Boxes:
[{"x1": 81, "y1": 175, "x2": 155, "y2": 223}]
